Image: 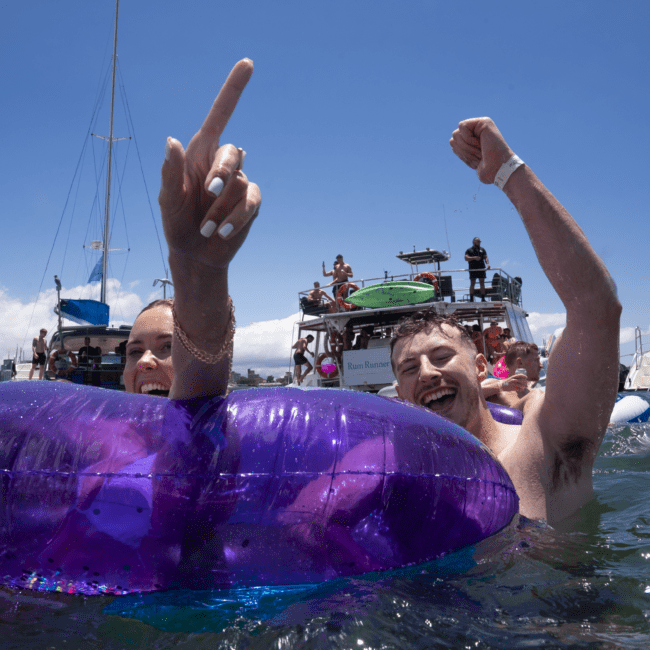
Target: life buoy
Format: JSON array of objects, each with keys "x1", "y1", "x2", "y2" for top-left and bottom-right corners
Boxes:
[
  {"x1": 414, "y1": 272, "x2": 439, "y2": 291},
  {"x1": 337, "y1": 282, "x2": 360, "y2": 310},
  {"x1": 315, "y1": 352, "x2": 339, "y2": 379},
  {"x1": 0, "y1": 381, "x2": 519, "y2": 595}
]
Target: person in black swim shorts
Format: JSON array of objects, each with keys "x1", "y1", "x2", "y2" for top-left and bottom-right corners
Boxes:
[
  {"x1": 29, "y1": 328, "x2": 48, "y2": 380},
  {"x1": 291, "y1": 335, "x2": 314, "y2": 385},
  {"x1": 464, "y1": 237, "x2": 490, "y2": 301}
]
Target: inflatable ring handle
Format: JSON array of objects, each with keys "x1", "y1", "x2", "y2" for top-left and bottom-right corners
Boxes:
[
  {"x1": 315, "y1": 352, "x2": 339, "y2": 379},
  {"x1": 337, "y1": 282, "x2": 360, "y2": 310},
  {"x1": 414, "y1": 272, "x2": 439, "y2": 291}
]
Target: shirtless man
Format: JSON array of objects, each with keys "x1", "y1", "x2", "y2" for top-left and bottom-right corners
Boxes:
[
  {"x1": 292, "y1": 334, "x2": 314, "y2": 385},
  {"x1": 306, "y1": 282, "x2": 336, "y2": 311},
  {"x1": 481, "y1": 341, "x2": 544, "y2": 413},
  {"x1": 322, "y1": 255, "x2": 353, "y2": 298},
  {"x1": 28, "y1": 329, "x2": 48, "y2": 380},
  {"x1": 391, "y1": 117, "x2": 621, "y2": 525}
]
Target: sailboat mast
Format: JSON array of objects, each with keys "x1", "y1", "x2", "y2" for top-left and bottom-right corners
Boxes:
[{"x1": 101, "y1": 0, "x2": 120, "y2": 305}]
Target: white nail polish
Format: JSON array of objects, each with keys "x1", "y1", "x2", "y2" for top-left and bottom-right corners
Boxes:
[
  {"x1": 218, "y1": 223, "x2": 234, "y2": 239},
  {"x1": 200, "y1": 220, "x2": 217, "y2": 238},
  {"x1": 208, "y1": 177, "x2": 224, "y2": 197},
  {"x1": 165, "y1": 139, "x2": 171, "y2": 161},
  {"x1": 237, "y1": 149, "x2": 246, "y2": 171}
]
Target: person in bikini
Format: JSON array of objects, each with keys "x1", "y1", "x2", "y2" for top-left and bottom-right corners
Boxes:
[{"x1": 483, "y1": 321, "x2": 504, "y2": 361}]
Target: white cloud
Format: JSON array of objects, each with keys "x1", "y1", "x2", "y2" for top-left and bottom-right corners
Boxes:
[
  {"x1": 232, "y1": 312, "x2": 302, "y2": 378},
  {"x1": 0, "y1": 280, "x2": 143, "y2": 360},
  {"x1": 526, "y1": 311, "x2": 566, "y2": 344},
  {"x1": 620, "y1": 324, "x2": 650, "y2": 346}
]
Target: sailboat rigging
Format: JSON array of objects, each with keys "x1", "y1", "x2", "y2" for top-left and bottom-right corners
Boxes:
[{"x1": 42, "y1": 0, "x2": 168, "y2": 389}]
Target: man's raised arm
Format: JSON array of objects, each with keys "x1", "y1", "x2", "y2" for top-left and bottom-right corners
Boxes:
[{"x1": 450, "y1": 118, "x2": 621, "y2": 454}]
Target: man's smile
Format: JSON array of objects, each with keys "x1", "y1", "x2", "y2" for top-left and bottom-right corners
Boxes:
[{"x1": 418, "y1": 386, "x2": 457, "y2": 412}]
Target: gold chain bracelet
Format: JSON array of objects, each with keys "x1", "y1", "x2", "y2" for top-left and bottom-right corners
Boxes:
[{"x1": 172, "y1": 297, "x2": 235, "y2": 365}]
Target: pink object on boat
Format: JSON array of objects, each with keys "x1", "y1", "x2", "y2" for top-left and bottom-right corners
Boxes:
[{"x1": 493, "y1": 356, "x2": 508, "y2": 379}]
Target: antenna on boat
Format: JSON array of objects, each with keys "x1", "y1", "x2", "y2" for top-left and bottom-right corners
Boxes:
[
  {"x1": 442, "y1": 204, "x2": 451, "y2": 257},
  {"x1": 153, "y1": 274, "x2": 174, "y2": 300}
]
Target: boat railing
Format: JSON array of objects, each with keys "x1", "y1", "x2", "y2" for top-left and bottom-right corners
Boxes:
[{"x1": 298, "y1": 267, "x2": 523, "y2": 313}]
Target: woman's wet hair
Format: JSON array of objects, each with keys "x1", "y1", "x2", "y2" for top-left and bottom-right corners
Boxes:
[
  {"x1": 138, "y1": 299, "x2": 173, "y2": 317},
  {"x1": 390, "y1": 308, "x2": 474, "y2": 364}
]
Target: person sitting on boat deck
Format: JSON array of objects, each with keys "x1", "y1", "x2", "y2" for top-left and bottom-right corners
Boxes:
[
  {"x1": 78, "y1": 337, "x2": 102, "y2": 365},
  {"x1": 322, "y1": 254, "x2": 353, "y2": 298},
  {"x1": 390, "y1": 116, "x2": 621, "y2": 525},
  {"x1": 306, "y1": 281, "x2": 336, "y2": 312},
  {"x1": 29, "y1": 328, "x2": 48, "y2": 380},
  {"x1": 120, "y1": 60, "x2": 261, "y2": 401},
  {"x1": 292, "y1": 335, "x2": 314, "y2": 385},
  {"x1": 484, "y1": 320, "x2": 504, "y2": 361},
  {"x1": 464, "y1": 237, "x2": 490, "y2": 301},
  {"x1": 49, "y1": 345, "x2": 78, "y2": 380},
  {"x1": 353, "y1": 326, "x2": 374, "y2": 350},
  {"x1": 481, "y1": 341, "x2": 543, "y2": 412}
]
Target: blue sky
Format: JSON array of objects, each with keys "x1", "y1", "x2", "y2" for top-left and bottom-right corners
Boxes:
[{"x1": 1, "y1": 0, "x2": 648, "y2": 376}]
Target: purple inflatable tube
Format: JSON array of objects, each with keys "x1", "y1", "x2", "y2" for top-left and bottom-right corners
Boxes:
[{"x1": 0, "y1": 382, "x2": 519, "y2": 594}]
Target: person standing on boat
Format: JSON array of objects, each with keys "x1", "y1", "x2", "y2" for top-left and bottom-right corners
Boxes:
[
  {"x1": 292, "y1": 335, "x2": 314, "y2": 385},
  {"x1": 322, "y1": 255, "x2": 353, "y2": 299},
  {"x1": 391, "y1": 117, "x2": 621, "y2": 525},
  {"x1": 28, "y1": 328, "x2": 48, "y2": 380},
  {"x1": 465, "y1": 237, "x2": 490, "y2": 301}
]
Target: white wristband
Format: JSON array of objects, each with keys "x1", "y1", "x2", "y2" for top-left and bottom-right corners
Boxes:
[{"x1": 494, "y1": 154, "x2": 524, "y2": 190}]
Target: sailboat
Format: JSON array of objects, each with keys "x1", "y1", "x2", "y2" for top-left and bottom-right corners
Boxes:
[{"x1": 46, "y1": 0, "x2": 166, "y2": 390}]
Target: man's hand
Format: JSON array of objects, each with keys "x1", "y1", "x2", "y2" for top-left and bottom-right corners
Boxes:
[
  {"x1": 159, "y1": 59, "x2": 261, "y2": 272},
  {"x1": 501, "y1": 374, "x2": 528, "y2": 393},
  {"x1": 450, "y1": 117, "x2": 515, "y2": 184}
]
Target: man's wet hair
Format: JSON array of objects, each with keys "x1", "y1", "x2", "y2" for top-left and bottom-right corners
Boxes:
[
  {"x1": 389, "y1": 308, "x2": 474, "y2": 369},
  {"x1": 504, "y1": 341, "x2": 539, "y2": 369},
  {"x1": 306, "y1": 335, "x2": 314, "y2": 341}
]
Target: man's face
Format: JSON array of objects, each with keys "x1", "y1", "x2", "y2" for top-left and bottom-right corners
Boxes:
[
  {"x1": 84, "y1": 338, "x2": 91, "y2": 346},
  {"x1": 393, "y1": 325, "x2": 486, "y2": 430},
  {"x1": 40, "y1": 330, "x2": 47, "y2": 338},
  {"x1": 520, "y1": 351, "x2": 542, "y2": 382},
  {"x1": 336, "y1": 256, "x2": 343, "y2": 265},
  {"x1": 473, "y1": 238, "x2": 481, "y2": 247}
]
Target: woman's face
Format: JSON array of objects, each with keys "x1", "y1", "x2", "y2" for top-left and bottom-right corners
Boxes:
[{"x1": 123, "y1": 305, "x2": 174, "y2": 396}]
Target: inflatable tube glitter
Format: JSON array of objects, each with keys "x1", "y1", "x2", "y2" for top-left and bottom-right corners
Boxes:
[{"x1": 0, "y1": 382, "x2": 518, "y2": 595}]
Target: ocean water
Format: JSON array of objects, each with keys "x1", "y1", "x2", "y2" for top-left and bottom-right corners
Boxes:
[{"x1": 1, "y1": 421, "x2": 650, "y2": 650}]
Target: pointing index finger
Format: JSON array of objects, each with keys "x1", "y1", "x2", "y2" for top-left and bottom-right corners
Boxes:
[{"x1": 200, "y1": 59, "x2": 254, "y2": 139}]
